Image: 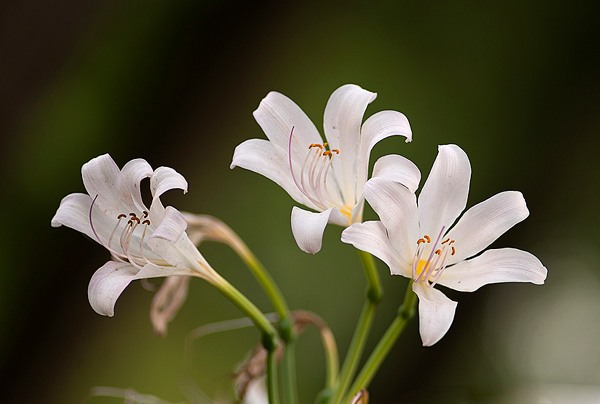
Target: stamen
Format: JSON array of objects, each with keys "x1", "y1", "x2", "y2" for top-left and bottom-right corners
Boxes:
[
  {"x1": 122, "y1": 218, "x2": 144, "y2": 270},
  {"x1": 413, "y1": 227, "x2": 446, "y2": 283},
  {"x1": 139, "y1": 220, "x2": 151, "y2": 265},
  {"x1": 441, "y1": 238, "x2": 450, "y2": 244},
  {"x1": 108, "y1": 214, "x2": 126, "y2": 251},
  {"x1": 287, "y1": 126, "x2": 346, "y2": 213},
  {"x1": 451, "y1": 246, "x2": 456, "y2": 256}
]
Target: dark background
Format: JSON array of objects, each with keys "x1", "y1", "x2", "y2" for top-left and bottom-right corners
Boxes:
[{"x1": 1, "y1": 1, "x2": 599, "y2": 403}]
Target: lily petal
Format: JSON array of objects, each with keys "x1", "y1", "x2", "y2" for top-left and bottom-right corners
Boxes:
[
  {"x1": 323, "y1": 84, "x2": 377, "y2": 203},
  {"x1": 372, "y1": 154, "x2": 421, "y2": 193},
  {"x1": 252, "y1": 91, "x2": 322, "y2": 154},
  {"x1": 446, "y1": 191, "x2": 529, "y2": 263},
  {"x1": 151, "y1": 166, "x2": 188, "y2": 200},
  {"x1": 119, "y1": 158, "x2": 153, "y2": 212},
  {"x1": 88, "y1": 261, "x2": 191, "y2": 316},
  {"x1": 291, "y1": 206, "x2": 343, "y2": 254},
  {"x1": 437, "y1": 248, "x2": 548, "y2": 292},
  {"x1": 412, "y1": 282, "x2": 458, "y2": 346},
  {"x1": 355, "y1": 110, "x2": 412, "y2": 197},
  {"x1": 82, "y1": 154, "x2": 127, "y2": 215},
  {"x1": 363, "y1": 177, "x2": 419, "y2": 266},
  {"x1": 51, "y1": 193, "x2": 117, "y2": 246},
  {"x1": 341, "y1": 221, "x2": 408, "y2": 277},
  {"x1": 230, "y1": 138, "x2": 316, "y2": 209},
  {"x1": 418, "y1": 144, "x2": 471, "y2": 238},
  {"x1": 147, "y1": 207, "x2": 211, "y2": 275}
]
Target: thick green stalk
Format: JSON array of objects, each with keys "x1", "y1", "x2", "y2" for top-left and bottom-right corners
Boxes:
[
  {"x1": 328, "y1": 250, "x2": 382, "y2": 404},
  {"x1": 210, "y1": 274, "x2": 278, "y2": 352},
  {"x1": 344, "y1": 281, "x2": 417, "y2": 401},
  {"x1": 267, "y1": 348, "x2": 280, "y2": 404},
  {"x1": 329, "y1": 300, "x2": 376, "y2": 404},
  {"x1": 239, "y1": 247, "x2": 290, "y2": 324},
  {"x1": 357, "y1": 250, "x2": 382, "y2": 303},
  {"x1": 282, "y1": 342, "x2": 298, "y2": 404}
]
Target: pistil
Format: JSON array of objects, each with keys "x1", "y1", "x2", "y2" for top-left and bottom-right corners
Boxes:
[
  {"x1": 288, "y1": 127, "x2": 343, "y2": 212},
  {"x1": 411, "y1": 227, "x2": 456, "y2": 286}
]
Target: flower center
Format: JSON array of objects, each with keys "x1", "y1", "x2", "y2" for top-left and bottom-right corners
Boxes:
[
  {"x1": 288, "y1": 127, "x2": 349, "y2": 217},
  {"x1": 89, "y1": 195, "x2": 164, "y2": 269},
  {"x1": 411, "y1": 227, "x2": 456, "y2": 287}
]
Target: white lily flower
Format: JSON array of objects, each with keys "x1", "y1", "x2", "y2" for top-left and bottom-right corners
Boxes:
[
  {"x1": 231, "y1": 84, "x2": 416, "y2": 253},
  {"x1": 52, "y1": 154, "x2": 222, "y2": 316},
  {"x1": 342, "y1": 144, "x2": 547, "y2": 346}
]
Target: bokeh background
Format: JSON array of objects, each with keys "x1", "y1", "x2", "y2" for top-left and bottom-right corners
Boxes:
[{"x1": 1, "y1": 1, "x2": 599, "y2": 403}]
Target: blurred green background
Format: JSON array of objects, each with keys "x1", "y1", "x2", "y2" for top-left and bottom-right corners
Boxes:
[{"x1": 1, "y1": 1, "x2": 599, "y2": 403}]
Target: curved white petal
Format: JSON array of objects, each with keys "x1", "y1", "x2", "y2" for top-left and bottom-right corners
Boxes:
[
  {"x1": 363, "y1": 177, "x2": 419, "y2": 265},
  {"x1": 291, "y1": 206, "x2": 340, "y2": 254},
  {"x1": 51, "y1": 193, "x2": 117, "y2": 246},
  {"x1": 252, "y1": 91, "x2": 322, "y2": 153},
  {"x1": 418, "y1": 144, "x2": 471, "y2": 238},
  {"x1": 147, "y1": 207, "x2": 212, "y2": 275},
  {"x1": 372, "y1": 154, "x2": 421, "y2": 193},
  {"x1": 446, "y1": 191, "x2": 529, "y2": 263},
  {"x1": 51, "y1": 193, "x2": 93, "y2": 231},
  {"x1": 436, "y1": 248, "x2": 547, "y2": 292},
  {"x1": 323, "y1": 84, "x2": 377, "y2": 203},
  {"x1": 151, "y1": 166, "x2": 188, "y2": 200},
  {"x1": 355, "y1": 110, "x2": 412, "y2": 198},
  {"x1": 230, "y1": 138, "x2": 316, "y2": 209},
  {"x1": 349, "y1": 198, "x2": 365, "y2": 223},
  {"x1": 341, "y1": 221, "x2": 410, "y2": 277},
  {"x1": 119, "y1": 158, "x2": 153, "y2": 212},
  {"x1": 412, "y1": 282, "x2": 458, "y2": 346},
  {"x1": 88, "y1": 261, "x2": 191, "y2": 316},
  {"x1": 150, "y1": 205, "x2": 188, "y2": 243},
  {"x1": 82, "y1": 154, "x2": 128, "y2": 216}
]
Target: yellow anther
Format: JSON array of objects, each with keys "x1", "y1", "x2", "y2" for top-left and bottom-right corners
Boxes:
[
  {"x1": 424, "y1": 235, "x2": 431, "y2": 243},
  {"x1": 331, "y1": 149, "x2": 339, "y2": 154},
  {"x1": 451, "y1": 246, "x2": 456, "y2": 256},
  {"x1": 435, "y1": 249, "x2": 441, "y2": 255},
  {"x1": 417, "y1": 238, "x2": 425, "y2": 244},
  {"x1": 441, "y1": 238, "x2": 450, "y2": 244},
  {"x1": 323, "y1": 150, "x2": 332, "y2": 157},
  {"x1": 117, "y1": 214, "x2": 127, "y2": 219}
]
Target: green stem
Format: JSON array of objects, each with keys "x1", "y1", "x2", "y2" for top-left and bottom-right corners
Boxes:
[
  {"x1": 328, "y1": 250, "x2": 382, "y2": 404},
  {"x1": 267, "y1": 348, "x2": 280, "y2": 404},
  {"x1": 211, "y1": 274, "x2": 278, "y2": 352},
  {"x1": 344, "y1": 281, "x2": 417, "y2": 401},
  {"x1": 239, "y1": 247, "x2": 290, "y2": 323},
  {"x1": 282, "y1": 342, "x2": 298, "y2": 404},
  {"x1": 357, "y1": 250, "x2": 382, "y2": 304},
  {"x1": 230, "y1": 226, "x2": 298, "y2": 403},
  {"x1": 328, "y1": 300, "x2": 376, "y2": 404}
]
